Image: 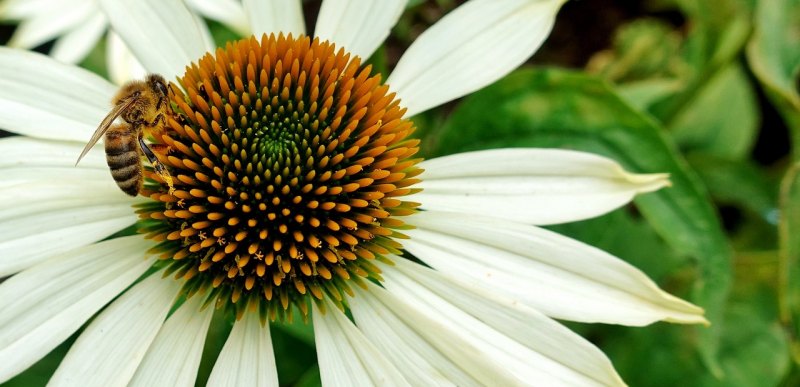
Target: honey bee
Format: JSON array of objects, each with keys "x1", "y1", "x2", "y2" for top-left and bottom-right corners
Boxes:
[{"x1": 75, "y1": 74, "x2": 175, "y2": 196}]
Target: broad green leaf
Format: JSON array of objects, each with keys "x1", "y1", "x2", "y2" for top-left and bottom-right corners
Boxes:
[
  {"x1": 779, "y1": 162, "x2": 800, "y2": 363},
  {"x1": 431, "y1": 68, "x2": 732, "y2": 375},
  {"x1": 670, "y1": 64, "x2": 759, "y2": 159},
  {"x1": 747, "y1": 0, "x2": 800, "y2": 160}
]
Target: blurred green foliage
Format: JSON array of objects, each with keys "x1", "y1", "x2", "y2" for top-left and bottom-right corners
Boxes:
[{"x1": 1, "y1": 0, "x2": 799, "y2": 386}]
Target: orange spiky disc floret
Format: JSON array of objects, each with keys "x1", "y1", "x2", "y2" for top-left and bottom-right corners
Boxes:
[{"x1": 136, "y1": 33, "x2": 422, "y2": 321}]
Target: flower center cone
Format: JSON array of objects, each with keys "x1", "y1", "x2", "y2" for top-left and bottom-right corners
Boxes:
[{"x1": 137, "y1": 33, "x2": 422, "y2": 321}]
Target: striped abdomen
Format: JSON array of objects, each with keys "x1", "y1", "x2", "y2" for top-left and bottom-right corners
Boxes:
[{"x1": 105, "y1": 127, "x2": 142, "y2": 196}]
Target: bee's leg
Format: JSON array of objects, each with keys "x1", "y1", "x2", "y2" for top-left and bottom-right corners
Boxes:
[
  {"x1": 147, "y1": 113, "x2": 167, "y2": 135},
  {"x1": 149, "y1": 143, "x2": 171, "y2": 155},
  {"x1": 138, "y1": 136, "x2": 175, "y2": 195}
]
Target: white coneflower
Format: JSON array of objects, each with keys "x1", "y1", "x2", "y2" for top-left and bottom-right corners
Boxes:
[
  {"x1": 0, "y1": 0, "x2": 706, "y2": 385},
  {"x1": 0, "y1": 0, "x2": 247, "y2": 84}
]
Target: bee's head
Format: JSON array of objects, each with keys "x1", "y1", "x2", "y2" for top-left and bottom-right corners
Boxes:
[{"x1": 147, "y1": 74, "x2": 169, "y2": 97}]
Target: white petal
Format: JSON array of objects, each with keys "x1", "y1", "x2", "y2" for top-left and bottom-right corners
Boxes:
[
  {"x1": 352, "y1": 279, "x2": 572, "y2": 386},
  {"x1": 1, "y1": 166, "x2": 109, "y2": 186},
  {"x1": 50, "y1": 12, "x2": 108, "y2": 64},
  {"x1": 404, "y1": 211, "x2": 708, "y2": 325},
  {"x1": 99, "y1": 0, "x2": 212, "y2": 78},
  {"x1": 6, "y1": 0, "x2": 93, "y2": 50},
  {"x1": 414, "y1": 148, "x2": 670, "y2": 225},
  {"x1": 0, "y1": 0, "x2": 63, "y2": 20},
  {"x1": 0, "y1": 47, "x2": 116, "y2": 141},
  {"x1": 313, "y1": 300, "x2": 411, "y2": 386},
  {"x1": 242, "y1": 0, "x2": 305, "y2": 37},
  {"x1": 130, "y1": 294, "x2": 214, "y2": 387},
  {"x1": 106, "y1": 32, "x2": 148, "y2": 85},
  {"x1": 0, "y1": 136, "x2": 106, "y2": 170},
  {"x1": 0, "y1": 178, "x2": 139, "y2": 276},
  {"x1": 187, "y1": 0, "x2": 250, "y2": 36},
  {"x1": 314, "y1": 0, "x2": 407, "y2": 60},
  {"x1": 0, "y1": 236, "x2": 153, "y2": 384},
  {"x1": 206, "y1": 311, "x2": 279, "y2": 387},
  {"x1": 50, "y1": 271, "x2": 182, "y2": 387},
  {"x1": 349, "y1": 287, "x2": 473, "y2": 386},
  {"x1": 387, "y1": 0, "x2": 564, "y2": 116},
  {"x1": 385, "y1": 257, "x2": 625, "y2": 386}
]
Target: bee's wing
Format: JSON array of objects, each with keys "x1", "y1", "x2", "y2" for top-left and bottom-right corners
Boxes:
[{"x1": 75, "y1": 97, "x2": 138, "y2": 166}]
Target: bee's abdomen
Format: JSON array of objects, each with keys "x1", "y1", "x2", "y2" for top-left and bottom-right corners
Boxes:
[{"x1": 105, "y1": 131, "x2": 142, "y2": 196}]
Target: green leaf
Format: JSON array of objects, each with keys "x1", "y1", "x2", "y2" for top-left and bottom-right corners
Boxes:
[
  {"x1": 292, "y1": 365, "x2": 322, "y2": 387},
  {"x1": 194, "y1": 309, "x2": 233, "y2": 387},
  {"x1": 687, "y1": 153, "x2": 779, "y2": 251},
  {"x1": 272, "y1": 324, "x2": 317, "y2": 386},
  {"x1": 669, "y1": 64, "x2": 759, "y2": 159},
  {"x1": 696, "y1": 262, "x2": 790, "y2": 387},
  {"x1": 779, "y1": 162, "x2": 800, "y2": 363},
  {"x1": 746, "y1": 0, "x2": 800, "y2": 160},
  {"x1": 207, "y1": 19, "x2": 242, "y2": 48},
  {"x1": 650, "y1": 0, "x2": 752, "y2": 127},
  {"x1": 273, "y1": 307, "x2": 315, "y2": 345},
  {"x1": 431, "y1": 68, "x2": 732, "y2": 376},
  {"x1": 585, "y1": 19, "x2": 685, "y2": 83},
  {"x1": 686, "y1": 153, "x2": 778, "y2": 221},
  {"x1": 616, "y1": 79, "x2": 684, "y2": 111},
  {"x1": 2, "y1": 335, "x2": 75, "y2": 387},
  {"x1": 675, "y1": 0, "x2": 753, "y2": 70}
]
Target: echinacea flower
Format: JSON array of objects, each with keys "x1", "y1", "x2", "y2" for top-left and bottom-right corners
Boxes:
[
  {"x1": 0, "y1": 0, "x2": 248, "y2": 84},
  {"x1": 0, "y1": 0, "x2": 707, "y2": 385}
]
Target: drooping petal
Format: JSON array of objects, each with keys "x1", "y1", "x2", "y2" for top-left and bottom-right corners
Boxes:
[
  {"x1": 314, "y1": 0, "x2": 407, "y2": 60},
  {"x1": 0, "y1": 136, "x2": 107, "y2": 169},
  {"x1": 0, "y1": 177, "x2": 139, "y2": 276},
  {"x1": 99, "y1": 0, "x2": 212, "y2": 78},
  {"x1": 0, "y1": 236, "x2": 153, "y2": 384},
  {"x1": 0, "y1": 137, "x2": 140, "y2": 275},
  {"x1": 129, "y1": 294, "x2": 214, "y2": 387},
  {"x1": 49, "y1": 271, "x2": 182, "y2": 386},
  {"x1": 389, "y1": 258, "x2": 625, "y2": 385},
  {"x1": 50, "y1": 12, "x2": 107, "y2": 64},
  {"x1": 206, "y1": 311, "x2": 279, "y2": 387},
  {"x1": 0, "y1": 47, "x2": 116, "y2": 141},
  {"x1": 6, "y1": 0, "x2": 92, "y2": 50},
  {"x1": 106, "y1": 32, "x2": 148, "y2": 85},
  {"x1": 241, "y1": 0, "x2": 305, "y2": 37},
  {"x1": 352, "y1": 262, "x2": 626, "y2": 386},
  {"x1": 387, "y1": 0, "x2": 564, "y2": 116},
  {"x1": 312, "y1": 300, "x2": 411, "y2": 386},
  {"x1": 414, "y1": 148, "x2": 670, "y2": 225},
  {"x1": 404, "y1": 211, "x2": 708, "y2": 326},
  {"x1": 0, "y1": 0, "x2": 62, "y2": 20},
  {"x1": 349, "y1": 286, "x2": 475, "y2": 386},
  {"x1": 187, "y1": 0, "x2": 249, "y2": 36}
]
